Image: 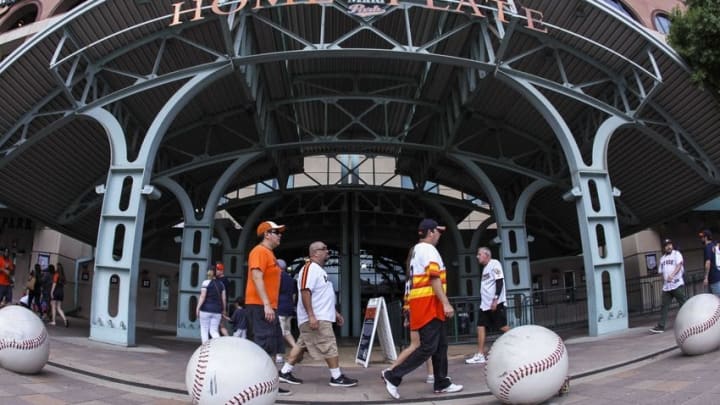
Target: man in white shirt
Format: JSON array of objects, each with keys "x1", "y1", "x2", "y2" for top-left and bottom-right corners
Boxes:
[
  {"x1": 650, "y1": 238, "x2": 687, "y2": 333},
  {"x1": 466, "y1": 247, "x2": 510, "y2": 364},
  {"x1": 278, "y1": 241, "x2": 358, "y2": 388}
]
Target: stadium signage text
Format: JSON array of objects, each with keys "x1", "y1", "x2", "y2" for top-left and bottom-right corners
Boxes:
[{"x1": 169, "y1": 0, "x2": 547, "y2": 33}]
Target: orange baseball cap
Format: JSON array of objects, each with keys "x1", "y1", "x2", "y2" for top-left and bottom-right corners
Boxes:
[{"x1": 256, "y1": 221, "x2": 286, "y2": 237}]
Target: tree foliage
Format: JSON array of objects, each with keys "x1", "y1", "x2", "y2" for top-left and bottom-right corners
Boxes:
[{"x1": 668, "y1": 0, "x2": 720, "y2": 92}]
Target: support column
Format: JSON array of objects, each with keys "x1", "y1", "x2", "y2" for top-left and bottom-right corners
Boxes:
[
  {"x1": 86, "y1": 65, "x2": 232, "y2": 346},
  {"x1": 176, "y1": 222, "x2": 214, "y2": 339},
  {"x1": 496, "y1": 223, "x2": 533, "y2": 327},
  {"x1": 214, "y1": 221, "x2": 245, "y2": 302},
  {"x1": 497, "y1": 179, "x2": 550, "y2": 327},
  {"x1": 346, "y1": 193, "x2": 361, "y2": 337},
  {"x1": 565, "y1": 171, "x2": 628, "y2": 336},
  {"x1": 90, "y1": 167, "x2": 151, "y2": 346}
]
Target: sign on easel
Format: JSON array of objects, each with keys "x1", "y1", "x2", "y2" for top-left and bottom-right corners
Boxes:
[{"x1": 355, "y1": 296, "x2": 397, "y2": 368}]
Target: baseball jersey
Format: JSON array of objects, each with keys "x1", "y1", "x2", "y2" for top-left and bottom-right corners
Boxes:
[
  {"x1": 296, "y1": 261, "x2": 336, "y2": 325},
  {"x1": 407, "y1": 242, "x2": 447, "y2": 330},
  {"x1": 659, "y1": 249, "x2": 684, "y2": 291},
  {"x1": 480, "y1": 258, "x2": 507, "y2": 310}
]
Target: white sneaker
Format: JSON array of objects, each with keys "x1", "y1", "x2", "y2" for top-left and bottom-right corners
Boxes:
[
  {"x1": 465, "y1": 353, "x2": 486, "y2": 364},
  {"x1": 382, "y1": 369, "x2": 400, "y2": 400},
  {"x1": 275, "y1": 355, "x2": 284, "y2": 364},
  {"x1": 425, "y1": 375, "x2": 434, "y2": 384},
  {"x1": 434, "y1": 383, "x2": 463, "y2": 394}
]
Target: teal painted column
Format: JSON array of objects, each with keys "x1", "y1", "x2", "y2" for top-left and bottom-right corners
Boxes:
[
  {"x1": 565, "y1": 171, "x2": 628, "y2": 336},
  {"x1": 496, "y1": 223, "x2": 533, "y2": 327}
]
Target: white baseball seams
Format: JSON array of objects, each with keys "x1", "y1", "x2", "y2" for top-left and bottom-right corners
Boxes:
[{"x1": 497, "y1": 338, "x2": 566, "y2": 402}]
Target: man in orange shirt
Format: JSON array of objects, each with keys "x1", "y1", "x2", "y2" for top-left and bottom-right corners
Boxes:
[
  {"x1": 382, "y1": 219, "x2": 462, "y2": 399},
  {"x1": 244, "y1": 220, "x2": 290, "y2": 395},
  {"x1": 0, "y1": 248, "x2": 15, "y2": 307}
]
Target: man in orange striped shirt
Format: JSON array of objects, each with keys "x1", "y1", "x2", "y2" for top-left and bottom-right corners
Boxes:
[{"x1": 382, "y1": 219, "x2": 463, "y2": 400}]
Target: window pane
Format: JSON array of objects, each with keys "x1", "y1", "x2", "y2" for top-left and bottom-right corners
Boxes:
[{"x1": 654, "y1": 14, "x2": 671, "y2": 34}]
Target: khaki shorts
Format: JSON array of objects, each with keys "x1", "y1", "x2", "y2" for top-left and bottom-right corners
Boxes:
[{"x1": 296, "y1": 320, "x2": 338, "y2": 359}]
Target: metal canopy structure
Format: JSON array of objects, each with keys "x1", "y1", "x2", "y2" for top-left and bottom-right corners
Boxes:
[{"x1": 1, "y1": 0, "x2": 719, "y2": 345}]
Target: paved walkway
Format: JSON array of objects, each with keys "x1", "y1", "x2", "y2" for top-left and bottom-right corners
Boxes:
[{"x1": 2, "y1": 315, "x2": 719, "y2": 404}]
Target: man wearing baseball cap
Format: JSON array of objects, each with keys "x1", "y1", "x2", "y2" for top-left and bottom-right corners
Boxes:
[
  {"x1": 214, "y1": 262, "x2": 231, "y2": 336},
  {"x1": 650, "y1": 238, "x2": 687, "y2": 333},
  {"x1": 699, "y1": 229, "x2": 720, "y2": 297},
  {"x1": 382, "y1": 218, "x2": 462, "y2": 399},
  {"x1": 244, "y1": 220, "x2": 290, "y2": 395}
]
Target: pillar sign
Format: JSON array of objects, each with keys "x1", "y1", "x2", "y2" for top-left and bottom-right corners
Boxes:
[{"x1": 355, "y1": 297, "x2": 397, "y2": 367}]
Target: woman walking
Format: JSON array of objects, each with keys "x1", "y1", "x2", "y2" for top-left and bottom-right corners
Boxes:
[
  {"x1": 196, "y1": 269, "x2": 227, "y2": 343},
  {"x1": 49, "y1": 264, "x2": 69, "y2": 327}
]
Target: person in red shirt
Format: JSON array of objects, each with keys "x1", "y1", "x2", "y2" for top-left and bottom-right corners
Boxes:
[{"x1": 0, "y1": 248, "x2": 15, "y2": 307}]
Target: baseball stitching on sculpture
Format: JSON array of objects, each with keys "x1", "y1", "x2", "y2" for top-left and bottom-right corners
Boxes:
[
  {"x1": 677, "y1": 302, "x2": 720, "y2": 346},
  {"x1": 191, "y1": 341, "x2": 211, "y2": 404},
  {"x1": 227, "y1": 377, "x2": 279, "y2": 405},
  {"x1": 497, "y1": 338, "x2": 566, "y2": 402},
  {"x1": 0, "y1": 328, "x2": 47, "y2": 351}
]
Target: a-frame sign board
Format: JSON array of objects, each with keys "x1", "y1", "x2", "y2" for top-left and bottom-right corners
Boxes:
[{"x1": 355, "y1": 296, "x2": 397, "y2": 368}]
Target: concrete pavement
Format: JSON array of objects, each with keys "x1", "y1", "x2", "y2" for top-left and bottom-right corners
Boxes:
[{"x1": 2, "y1": 314, "x2": 719, "y2": 404}]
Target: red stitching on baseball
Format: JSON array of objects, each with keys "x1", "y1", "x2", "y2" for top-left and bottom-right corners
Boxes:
[
  {"x1": 497, "y1": 338, "x2": 566, "y2": 402},
  {"x1": 191, "y1": 341, "x2": 212, "y2": 404},
  {"x1": 0, "y1": 328, "x2": 47, "y2": 351},
  {"x1": 227, "y1": 376, "x2": 279, "y2": 405},
  {"x1": 677, "y1": 302, "x2": 720, "y2": 346}
]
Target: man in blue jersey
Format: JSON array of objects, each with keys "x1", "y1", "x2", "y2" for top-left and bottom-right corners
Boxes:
[{"x1": 700, "y1": 230, "x2": 720, "y2": 297}]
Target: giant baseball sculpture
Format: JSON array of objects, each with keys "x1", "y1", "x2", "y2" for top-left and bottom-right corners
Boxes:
[
  {"x1": 486, "y1": 325, "x2": 569, "y2": 404},
  {"x1": 185, "y1": 336, "x2": 279, "y2": 405},
  {"x1": 0, "y1": 305, "x2": 50, "y2": 374},
  {"x1": 674, "y1": 293, "x2": 720, "y2": 356}
]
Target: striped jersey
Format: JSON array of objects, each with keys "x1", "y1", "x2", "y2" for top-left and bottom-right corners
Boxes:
[{"x1": 407, "y1": 242, "x2": 447, "y2": 330}]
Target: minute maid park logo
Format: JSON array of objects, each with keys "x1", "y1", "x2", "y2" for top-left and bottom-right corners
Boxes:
[{"x1": 169, "y1": 0, "x2": 547, "y2": 33}]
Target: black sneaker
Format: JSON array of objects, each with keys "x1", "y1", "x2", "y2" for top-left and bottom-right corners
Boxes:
[
  {"x1": 279, "y1": 372, "x2": 303, "y2": 385},
  {"x1": 329, "y1": 374, "x2": 358, "y2": 387},
  {"x1": 649, "y1": 325, "x2": 664, "y2": 334},
  {"x1": 277, "y1": 387, "x2": 292, "y2": 396}
]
